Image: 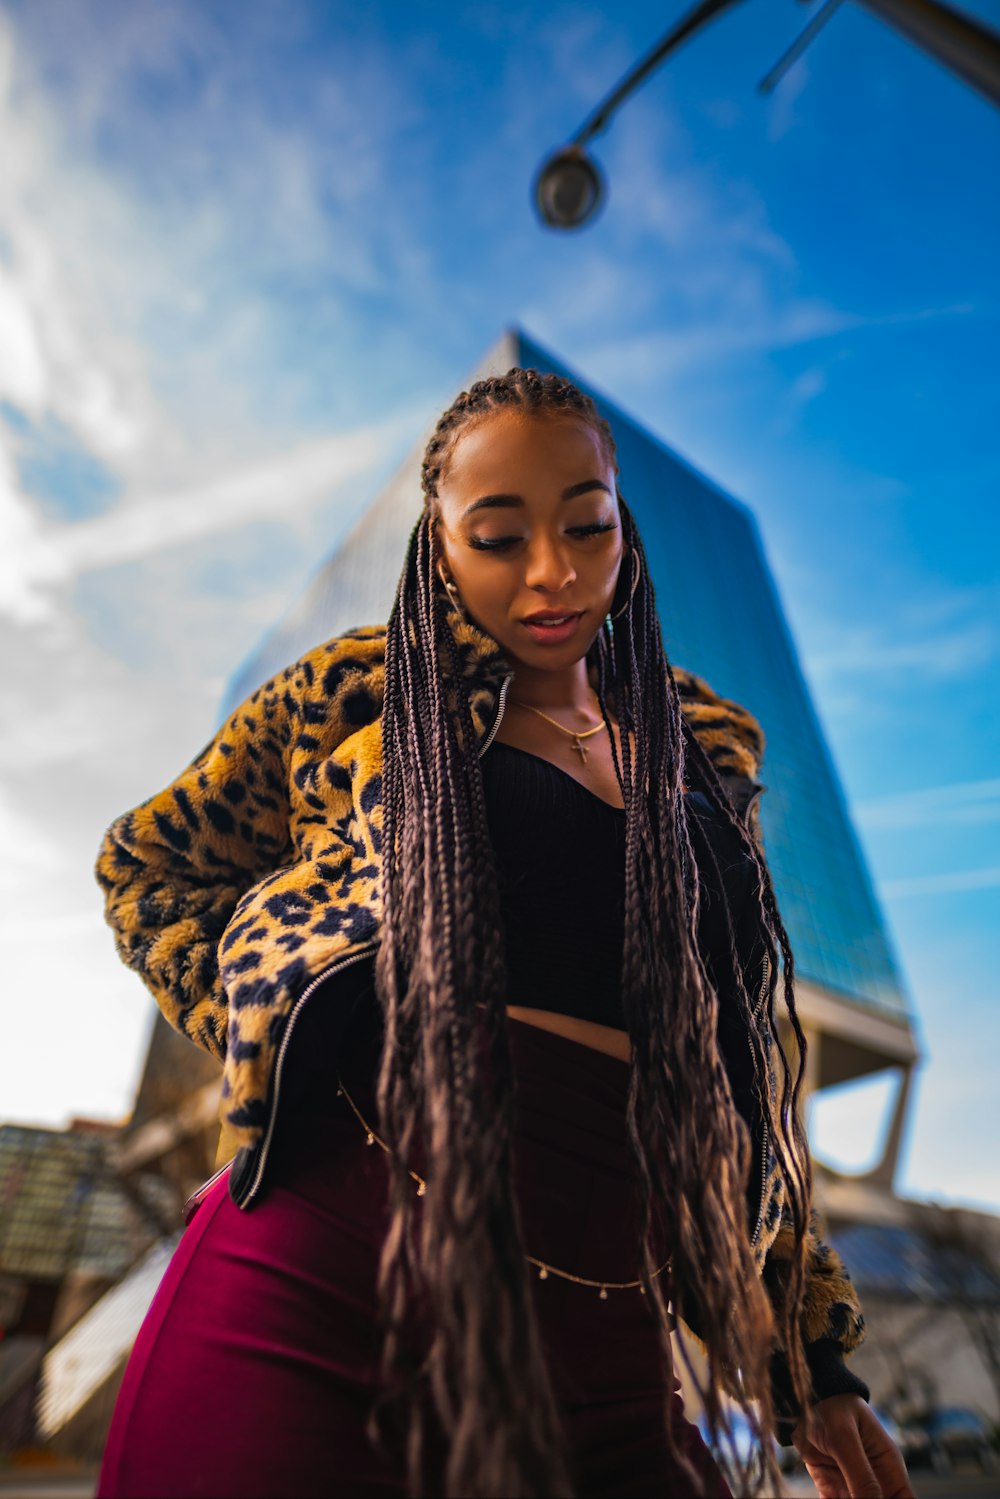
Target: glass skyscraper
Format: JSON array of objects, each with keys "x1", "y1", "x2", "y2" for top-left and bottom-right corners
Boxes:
[{"x1": 226, "y1": 327, "x2": 913, "y2": 1047}]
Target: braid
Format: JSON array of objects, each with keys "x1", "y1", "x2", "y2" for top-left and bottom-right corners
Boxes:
[
  {"x1": 421, "y1": 367, "x2": 619, "y2": 506},
  {"x1": 369, "y1": 366, "x2": 813, "y2": 1497},
  {"x1": 373, "y1": 492, "x2": 572, "y2": 1496}
]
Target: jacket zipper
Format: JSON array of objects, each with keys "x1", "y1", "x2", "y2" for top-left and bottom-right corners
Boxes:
[
  {"x1": 743, "y1": 784, "x2": 764, "y2": 833},
  {"x1": 749, "y1": 953, "x2": 772, "y2": 1248},
  {"x1": 750, "y1": 1117, "x2": 770, "y2": 1250},
  {"x1": 239, "y1": 940, "x2": 380, "y2": 1207},
  {"x1": 180, "y1": 1155, "x2": 236, "y2": 1225},
  {"x1": 752, "y1": 950, "x2": 770, "y2": 1022},
  {"x1": 237, "y1": 674, "x2": 517, "y2": 1209},
  {"x1": 479, "y1": 671, "x2": 515, "y2": 754}
]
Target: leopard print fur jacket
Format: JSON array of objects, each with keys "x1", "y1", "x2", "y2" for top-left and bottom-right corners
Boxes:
[{"x1": 94, "y1": 602, "x2": 867, "y2": 1410}]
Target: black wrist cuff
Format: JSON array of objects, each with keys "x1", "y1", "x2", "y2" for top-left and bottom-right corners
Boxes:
[{"x1": 770, "y1": 1337, "x2": 871, "y2": 1446}]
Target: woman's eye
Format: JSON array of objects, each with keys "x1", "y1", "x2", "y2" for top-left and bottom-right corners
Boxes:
[
  {"x1": 469, "y1": 523, "x2": 616, "y2": 553},
  {"x1": 575, "y1": 523, "x2": 618, "y2": 538}
]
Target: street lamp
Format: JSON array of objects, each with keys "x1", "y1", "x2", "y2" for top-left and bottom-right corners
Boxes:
[
  {"x1": 532, "y1": 146, "x2": 607, "y2": 231},
  {"x1": 533, "y1": 0, "x2": 1000, "y2": 230}
]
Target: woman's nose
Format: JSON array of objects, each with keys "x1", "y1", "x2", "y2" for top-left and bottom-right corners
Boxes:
[{"x1": 523, "y1": 537, "x2": 577, "y2": 591}]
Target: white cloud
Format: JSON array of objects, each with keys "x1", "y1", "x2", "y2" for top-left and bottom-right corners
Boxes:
[
  {"x1": 59, "y1": 420, "x2": 417, "y2": 573},
  {"x1": 0, "y1": 0, "x2": 430, "y2": 628},
  {"x1": 856, "y1": 777, "x2": 1000, "y2": 831},
  {"x1": 0, "y1": 0, "x2": 434, "y2": 491},
  {"x1": 1, "y1": 910, "x2": 109, "y2": 942},
  {"x1": 1, "y1": 903, "x2": 154, "y2": 1128},
  {"x1": 879, "y1": 866, "x2": 1000, "y2": 900},
  {"x1": 607, "y1": 116, "x2": 797, "y2": 275},
  {"x1": 809, "y1": 1068, "x2": 900, "y2": 1174},
  {"x1": 0, "y1": 23, "x2": 155, "y2": 467},
  {"x1": 1, "y1": 411, "x2": 422, "y2": 626},
  {"x1": 0, "y1": 1, "x2": 433, "y2": 1134},
  {"x1": 789, "y1": 365, "x2": 828, "y2": 405},
  {"x1": 0, "y1": 260, "x2": 47, "y2": 409},
  {"x1": 900, "y1": 1025, "x2": 1000, "y2": 1213},
  {"x1": 0, "y1": 782, "x2": 63, "y2": 899},
  {"x1": 765, "y1": 53, "x2": 812, "y2": 145},
  {"x1": 0, "y1": 435, "x2": 65, "y2": 624},
  {"x1": 584, "y1": 297, "x2": 975, "y2": 390},
  {"x1": 0, "y1": 612, "x2": 253, "y2": 1130},
  {"x1": 806, "y1": 617, "x2": 996, "y2": 687}
]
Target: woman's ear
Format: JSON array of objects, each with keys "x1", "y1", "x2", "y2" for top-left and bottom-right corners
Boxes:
[{"x1": 429, "y1": 509, "x2": 448, "y2": 569}]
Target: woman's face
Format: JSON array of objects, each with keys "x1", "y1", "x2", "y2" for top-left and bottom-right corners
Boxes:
[{"x1": 433, "y1": 409, "x2": 625, "y2": 670}]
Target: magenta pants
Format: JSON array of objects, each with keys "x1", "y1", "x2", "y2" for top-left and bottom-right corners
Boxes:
[{"x1": 98, "y1": 1011, "x2": 732, "y2": 1498}]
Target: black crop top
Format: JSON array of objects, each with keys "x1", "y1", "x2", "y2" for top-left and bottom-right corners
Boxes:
[
  {"x1": 285, "y1": 743, "x2": 632, "y2": 1101},
  {"x1": 479, "y1": 740, "x2": 758, "y2": 1032},
  {"x1": 282, "y1": 738, "x2": 762, "y2": 1118},
  {"x1": 480, "y1": 741, "x2": 629, "y2": 1030}
]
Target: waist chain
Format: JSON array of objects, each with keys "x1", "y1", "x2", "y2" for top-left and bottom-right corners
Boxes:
[{"x1": 335, "y1": 1073, "x2": 673, "y2": 1302}]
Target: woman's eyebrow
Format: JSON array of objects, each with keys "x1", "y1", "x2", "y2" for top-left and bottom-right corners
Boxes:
[{"x1": 462, "y1": 479, "x2": 612, "y2": 520}]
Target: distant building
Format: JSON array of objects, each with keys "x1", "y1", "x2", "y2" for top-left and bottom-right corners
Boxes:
[
  {"x1": 0, "y1": 1032, "x2": 218, "y2": 1459},
  {"x1": 0, "y1": 1120, "x2": 169, "y2": 1455}
]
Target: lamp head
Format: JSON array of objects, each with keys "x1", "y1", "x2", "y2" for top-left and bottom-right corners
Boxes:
[{"x1": 532, "y1": 145, "x2": 605, "y2": 230}]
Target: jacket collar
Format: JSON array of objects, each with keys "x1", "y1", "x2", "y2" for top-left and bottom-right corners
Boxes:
[
  {"x1": 434, "y1": 600, "x2": 516, "y2": 754},
  {"x1": 404, "y1": 596, "x2": 762, "y2": 795},
  {"x1": 440, "y1": 600, "x2": 513, "y2": 687},
  {"x1": 435, "y1": 599, "x2": 625, "y2": 756}
]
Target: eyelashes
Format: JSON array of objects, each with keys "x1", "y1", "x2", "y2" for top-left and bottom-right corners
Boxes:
[{"x1": 468, "y1": 523, "x2": 618, "y2": 553}]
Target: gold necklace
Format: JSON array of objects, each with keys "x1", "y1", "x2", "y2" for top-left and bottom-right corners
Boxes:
[
  {"x1": 334, "y1": 1075, "x2": 671, "y2": 1299},
  {"x1": 509, "y1": 699, "x2": 607, "y2": 765}
]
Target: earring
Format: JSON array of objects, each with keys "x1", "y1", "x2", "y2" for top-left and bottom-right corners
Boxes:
[
  {"x1": 436, "y1": 560, "x2": 464, "y2": 613},
  {"x1": 609, "y1": 548, "x2": 641, "y2": 622}
]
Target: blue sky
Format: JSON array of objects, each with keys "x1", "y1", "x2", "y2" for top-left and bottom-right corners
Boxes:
[{"x1": 0, "y1": 0, "x2": 997, "y2": 1210}]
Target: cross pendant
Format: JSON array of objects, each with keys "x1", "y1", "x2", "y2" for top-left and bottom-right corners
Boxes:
[{"x1": 572, "y1": 737, "x2": 589, "y2": 764}]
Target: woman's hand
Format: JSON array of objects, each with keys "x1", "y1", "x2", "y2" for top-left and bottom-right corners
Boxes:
[{"x1": 791, "y1": 1394, "x2": 915, "y2": 1498}]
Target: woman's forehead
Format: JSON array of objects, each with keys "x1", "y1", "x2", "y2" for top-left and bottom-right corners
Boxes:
[{"x1": 439, "y1": 410, "x2": 609, "y2": 499}]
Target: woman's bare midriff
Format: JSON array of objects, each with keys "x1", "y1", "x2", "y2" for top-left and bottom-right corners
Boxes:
[{"x1": 475, "y1": 1003, "x2": 632, "y2": 1062}]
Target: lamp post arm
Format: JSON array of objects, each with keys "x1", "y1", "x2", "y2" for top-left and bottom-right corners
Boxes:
[
  {"x1": 569, "y1": 0, "x2": 1000, "y2": 150},
  {"x1": 758, "y1": 0, "x2": 847, "y2": 92},
  {"x1": 851, "y1": 0, "x2": 1000, "y2": 109},
  {"x1": 572, "y1": 0, "x2": 751, "y2": 146}
]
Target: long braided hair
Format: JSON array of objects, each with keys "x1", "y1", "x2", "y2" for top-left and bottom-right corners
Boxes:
[{"x1": 369, "y1": 367, "x2": 814, "y2": 1497}]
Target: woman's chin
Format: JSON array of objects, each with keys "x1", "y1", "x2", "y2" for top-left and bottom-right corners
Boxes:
[{"x1": 468, "y1": 609, "x2": 602, "y2": 673}]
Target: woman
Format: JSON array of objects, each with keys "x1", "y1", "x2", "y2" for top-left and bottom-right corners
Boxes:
[{"x1": 95, "y1": 368, "x2": 912, "y2": 1498}]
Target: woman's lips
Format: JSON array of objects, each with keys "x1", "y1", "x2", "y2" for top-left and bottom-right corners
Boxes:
[{"x1": 520, "y1": 612, "x2": 583, "y2": 644}]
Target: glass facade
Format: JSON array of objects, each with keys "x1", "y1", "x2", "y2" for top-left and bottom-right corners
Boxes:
[{"x1": 224, "y1": 327, "x2": 910, "y2": 1022}]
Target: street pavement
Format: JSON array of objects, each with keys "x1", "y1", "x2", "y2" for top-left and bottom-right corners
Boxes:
[
  {"x1": 0, "y1": 1460, "x2": 996, "y2": 1496},
  {"x1": 781, "y1": 1464, "x2": 999, "y2": 1498}
]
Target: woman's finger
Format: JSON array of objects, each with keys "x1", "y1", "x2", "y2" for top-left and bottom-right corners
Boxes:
[
  {"x1": 868, "y1": 1438, "x2": 916, "y2": 1499},
  {"x1": 828, "y1": 1417, "x2": 883, "y2": 1498}
]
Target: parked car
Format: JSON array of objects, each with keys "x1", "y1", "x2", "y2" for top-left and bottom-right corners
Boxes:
[
  {"x1": 900, "y1": 1406, "x2": 998, "y2": 1474},
  {"x1": 869, "y1": 1405, "x2": 906, "y2": 1449},
  {"x1": 695, "y1": 1408, "x2": 785, "y2": 1487}
]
